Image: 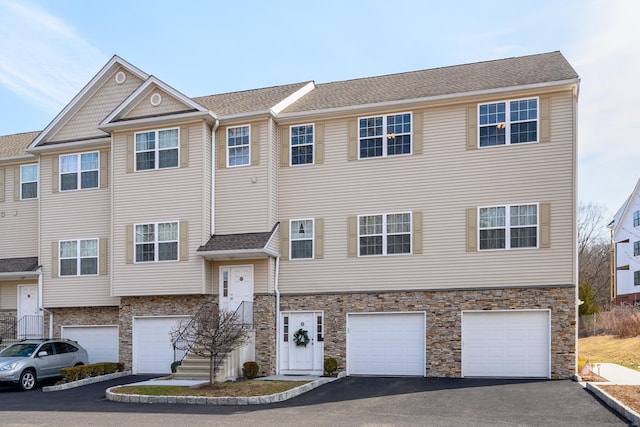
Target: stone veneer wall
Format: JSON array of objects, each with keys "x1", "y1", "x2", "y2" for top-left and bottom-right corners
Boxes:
[
  {"x1": 254, "y1": 294, "x2": 276, "y2": 375},
  {"x1": 48, "y1": 306, "x2": 119, "y2": 338},
  {"x1": 118, "y1": 295, "x2": 216, "y2": 369},
  {"x1": 279, "y1": 286, "x2": 575, "y2": 379}
]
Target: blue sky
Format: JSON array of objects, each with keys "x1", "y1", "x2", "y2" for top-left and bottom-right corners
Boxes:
[{"x1": 0, "y1": 0, "x2": 638, "y2": 220}]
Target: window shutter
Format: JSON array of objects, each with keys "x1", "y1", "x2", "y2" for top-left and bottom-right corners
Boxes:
[
  {"x1": 280, "y1": 220, "x2": 289, "y2": 261},
  {"x1": 180, "y1": 127, "x2": 189, "y2": 167},
  {"x1": 466, "y1": 208, "x2": 477, "y2": 252},
  {"x1": 412, "y1": 211, "x2": 423, "y2": 254},
  {"x1": 412, "y1": 111, "x2": 423, "y2": 155},
  {"x1": 52, "y1": 155, "x2": 59, "y2": 192},
  {"x1": 539, "y1": 203, "x2": 551, "y2": 248},
  {"x1": 126, "y1": 135, "x2": 134, "y2": 173},
  {"x1": 100, "y1": 149, "x2": 108, "y2": 188},
  {"x1": 0, "y1": 168, "x2": 4, "y2": 202},
  {"x1": 251, "y1": 124, "x2": 260, "y2": 166},
  {"x1": 99, "y1": 238, "x2": 108, "y2": 275},
  {"x1": 539, "y1": 96, "x2": 551, "y2": 143},
  {"x1": 315, "y1": 218, "x2": 324, "y2": 259},
  {"x1": 315, "y1": 123, "x2": 325, "y2": 164},
  {"x1": 216, "y1": 127, "x2": 226, "y2": 168},
  {"x1": 14, "y1": 167, "x2": 20, "y2": 201},
  {"x1": 466, "y1": 105, "x2": 478, "y2": 150},
  {"x1": 180, "y1": 221, "x2": 189, "y2": 261},
  {"x1": 125, "y1": 224, "x2": 133, "y2": 264},
  {"x1": 281, "y1": 126, "x2": 290, "y2": 167},
  {"x1": 347, "y1": 119, "x2": 358, "y2": 161},
  {"x1": 51, "y1": 242, "x2": 59, "y2": 277},
  {"x1": 348, "y1": 216, "x2": 358, "y2": 257}
]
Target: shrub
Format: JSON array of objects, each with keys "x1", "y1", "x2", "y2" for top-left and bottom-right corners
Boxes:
[
  {"x1": 59, "y1": 362, "x2": 124, "y2": 383},
  {"x1": 599, "y1": 305, "x2": 640, "y2": 338},
  {"x1": 324, "y1": 357, "x2": 338, "y2": 376},
  {"x1": 171, "y1": 360, "x2": 182, "y2": 373},
  {"x1": 242, "y1": 361, "x2": 259, "y2": 379}
]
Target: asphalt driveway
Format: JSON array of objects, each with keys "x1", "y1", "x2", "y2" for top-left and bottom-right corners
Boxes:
[{"x1": 0, "y1": 375, "x2": 630, "y2": 426}]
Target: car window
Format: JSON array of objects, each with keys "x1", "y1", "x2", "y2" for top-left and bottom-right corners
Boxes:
[
  {"x1": 55, "y1": 342, "x2": 78, "y2": 354},
  {"x1": 0, "y1": 343, "x2": 38, "y2": 357},
  {"x1": 38, "y1": 343, "x2": 55, "y2": 356}
]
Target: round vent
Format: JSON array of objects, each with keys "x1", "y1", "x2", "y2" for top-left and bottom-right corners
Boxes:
[
  {"x1": 115, "y1": 71, "x2": 126, "y2": 84},
  {"x1": 150, "y1": 93, "x2": 162, "y2": 107}
]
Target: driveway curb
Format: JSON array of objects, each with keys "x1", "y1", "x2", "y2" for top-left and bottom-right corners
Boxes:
[
  {"x1": 106, "y1": 374, "x2": 343, "y2": 405},
  {"x1": 42, "y1": 371, "x2": 132, "y2": 392},
  {"x1": 586, "y1": 382, "x2": 640, "y2": 426}
]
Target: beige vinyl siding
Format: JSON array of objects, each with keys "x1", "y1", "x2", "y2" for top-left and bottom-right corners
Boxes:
[
  {"x1": 38, "y1": 151, "x2": 116, "y2": 307},
  {"x1": 268, "y1": 119, "x2": 278, "y2": 229},
  {"x1": 203, "y1": 122, "x2": 213, "y2": 237},
  {"x1": 0, "y1": 165, "x2": 38, "y2": 259},
  {"x1": 51, "y1": 69, "x2": 144, "y2": 142},
  {"x1": 0, "y1": 280, "x2": 25, "y2": 310},
  {"x1": 215, "y1": 120, "x2": 273, "y2": 233},
  {"x1": 277, "y1": 90, "x2": 575, "y2": 294},
  {"x1": 111, "y1": 122, "x2": 207, "y2": 296},
  {"x1": 125, "y1": 90, "x2": 192, "y2": 119},
  {"x1": 212, "y1": 259, "x2": 270, "y2": 294}
]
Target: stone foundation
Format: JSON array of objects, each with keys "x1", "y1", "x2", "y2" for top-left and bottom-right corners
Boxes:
[
  {"x1": 48, "y1": 306, "x2": 119, "y2": 338},
  {"x1": 254, "y1": 294, "x2": 276, "y2": 376},
  {"x1": 279, "y1": 286, "x2": 576, "y2": 379}
]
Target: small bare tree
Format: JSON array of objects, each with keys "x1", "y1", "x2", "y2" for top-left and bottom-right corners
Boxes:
[
  {"x1": 171, "y1": 303, "x2": 251, "y2": 384},
  {"x1": 578, "y1": 202, "x2": 611, "y2": 308}
]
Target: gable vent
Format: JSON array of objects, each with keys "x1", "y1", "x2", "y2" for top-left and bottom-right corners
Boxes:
[
  {"x1": 150, "y1": 93, "x2": 162, "y2": 107},
  {"x1": 115, "y1": 71, "x2": 126, "y2": 84}
]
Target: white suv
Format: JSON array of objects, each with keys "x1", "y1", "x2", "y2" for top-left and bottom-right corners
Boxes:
[{"x1": 0, "y1": 339, "x2": 89, "y2": 390}]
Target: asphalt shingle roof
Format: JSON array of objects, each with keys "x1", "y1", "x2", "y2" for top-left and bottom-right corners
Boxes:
[
  {"x1": 198, "y1": 231, "x2": 275, "y2": 253},
  {"x1": 0, "y1": 257, "x2": 39, "y2": 273},
  {"x1": 281, "y1": 51, "x2": 578, "y2": 113},
  {"x1": 0, "y1": 131, "x2": 40, "y2": 159}
]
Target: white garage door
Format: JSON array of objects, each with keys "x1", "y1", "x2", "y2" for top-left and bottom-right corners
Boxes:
[
  {"x1": 462, "y1": 310, "x2": 550, "y2": 378},
  {"x1": 133, "y1": 316, "x2": 190, "y2": 374},
  {"x1": 347, "y1": 312, "x2": 425, "y2": 376},
  {"x1": 61, "y1": 326, "x2": 119, "y2": 364}
]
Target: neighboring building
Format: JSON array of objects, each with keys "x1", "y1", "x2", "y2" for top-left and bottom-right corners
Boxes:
[
  {"x1": 0, "y1": 51, "x2": 579, "y2": 378},
  {"x1": 609, "y1": 179, "x2": 640, "y2": 305}
]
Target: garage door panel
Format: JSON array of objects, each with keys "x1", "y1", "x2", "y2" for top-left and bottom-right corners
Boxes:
[
  {"x1": 61, "y1": 326, "x2": 119, "y2": 364},
  {"x1": 462, "y1": 311, "x2": 550, "y2": 378},
  {"x1": 133, "y1": 316, "x2": 190, "y2": 374},
  {"x1": 347, "y1": 313, "x2": 425, "y2": 376}
]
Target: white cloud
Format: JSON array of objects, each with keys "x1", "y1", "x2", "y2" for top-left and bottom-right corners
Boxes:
[{"x1": 0, "y1": 0, "x2": 106, "y2": 114}]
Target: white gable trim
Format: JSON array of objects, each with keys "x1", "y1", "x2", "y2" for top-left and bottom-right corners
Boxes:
[{"x1": 28, "y1": 55, "x2": 149, "y2": 150}]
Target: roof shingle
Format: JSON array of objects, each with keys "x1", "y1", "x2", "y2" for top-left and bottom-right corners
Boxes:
[
  {"x1": 0, "y1": 257, "x2": 39, "y2": 273},
  {"x1": 0, "y1": 131, "x2": 40, "y2": 159}
]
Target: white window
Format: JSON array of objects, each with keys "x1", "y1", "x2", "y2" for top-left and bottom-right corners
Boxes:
[
  {"x1": 227, "y1": 125, "x2": 250, "y2": 167},
  {"x1": 135, "y1": 128, "x2": 179, "y2": 171},
  {"x1": 358, "y1": 212, "x2": 411, "y2": 256},
  {"x1": 290, "y1": 124, "x2": 314, "y2": 165},
  {"x1": 478, "y1": 204, "x2": 538, "y2": 250},
  {"x1": 359, "y1": 113, "x2": 411, "y2": 159},
  {"x1": 135, "y1": 222, "x2": 178, "y2": 262},
  {"x1": 478, "y1": 98, "x2": 538, "y2": 147},
  {"x1": 59, "y1": 239, "x2": 98, "y2": 276},
  {"x1": 20, "y1": 164, "x2": 38, "y2": 199},
  {"x1": 290, "y1": 219, "x2": 314, "y2": 259},
  {"x1": 60, "y1": 152, "x2": 99, "y2": 191}
]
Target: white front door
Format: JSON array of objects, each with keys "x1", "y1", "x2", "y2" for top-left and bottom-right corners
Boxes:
[
  {"x1": 220, "y1": 265, "x2": 254, "y2": 313},
  {"x1": 17, "y1": 284, "x2": 41, "y2": 338},
  {"x1": 280, "y1": 311, "x2": 324, "y2": 374}
]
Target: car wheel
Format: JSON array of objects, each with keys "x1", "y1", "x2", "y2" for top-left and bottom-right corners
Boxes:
[{"x1": 19, "y1": 369, "x2": 37, "y2": 391}]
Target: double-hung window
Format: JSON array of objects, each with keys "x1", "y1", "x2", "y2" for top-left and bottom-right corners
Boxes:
[
  {"x1": 135, "y1": 128, "x2": 179, "y2": 171},
  {"x1": 359, "y1": 113, "x2": 411, "y2": 158},
  {"x1": 60, "y1": 152, "x2": 99, "y2": 191},
  {"x1": 634, "y1": 211, "x2": 640, "y2": 227},
  {"x1": 634, "y1": 241, "x2": 640, "y2": 257},
  {"x1": 227, "y1": 125, "x2": 250, "y2": 167},
  {"x1": 20, "y1": 164, "x2": 38, "y2": 199},
  {"x1": 290, "y1": 219, "x2": 314, "y2": 259},
  {"x1": 478, "y1": 98, "x2": 538, "y2": 147},
  {"x1": 59, "y1": 239, "x2": 98, "y2": 276},
  {"x1": 358, "y1": 212, "x2": 411, "y2": 256},
  {"x1": 635, "y1": 271, "x2": 640, "y2": 286},
  {"x1": 135, "y1": 222, "x2": 178, "y2": 262},
  {"x1": 479, "y1": 204, "x2": 538, "y2": 250},
  {"x1": 290, "y1": 124, "x2": 313, "y2": 165}
]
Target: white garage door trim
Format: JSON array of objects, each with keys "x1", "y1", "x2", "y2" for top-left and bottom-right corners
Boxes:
[
  {"x1": 61, "y1": 325, "x2": 119, "y2": 364},
  {"x1": 461, "y1": 309, "x2": 551, "y2": 378},
  {"x1": 132, "y1": 315, "x2": 191, "y2": 374},
  {"x1": 347, "y1": 312, "x2": 426, "y2": 376}
]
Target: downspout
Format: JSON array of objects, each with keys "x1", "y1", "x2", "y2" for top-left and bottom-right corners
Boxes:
[
  {"x1": 211, "y1": 119, "x2": 220, "y2": 235},
  {"x1": 275, "y1": 255, "x2": 281, "y2": 374},
  {"x1": 37, "y1": 269, "x2": 52, "y2": 339}
]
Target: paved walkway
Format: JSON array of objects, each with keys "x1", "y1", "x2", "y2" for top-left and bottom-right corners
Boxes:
[{"x1": 591, "y1": 362, "x2": 640, "y2": 384}]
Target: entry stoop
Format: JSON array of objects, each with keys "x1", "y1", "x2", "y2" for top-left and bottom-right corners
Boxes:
[{"x1": 172, "y1": 353, "x2": 232, "y2": 382}]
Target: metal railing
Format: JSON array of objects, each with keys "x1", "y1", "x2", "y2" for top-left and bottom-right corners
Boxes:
[{"x1": 0, "y1": 315, "x2": 44, "y2": 348}]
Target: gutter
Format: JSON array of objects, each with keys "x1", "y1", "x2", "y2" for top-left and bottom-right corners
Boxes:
[{"x1": 211, "y1": 119, "x2": 220, "y2": 234}]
